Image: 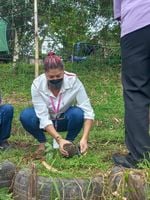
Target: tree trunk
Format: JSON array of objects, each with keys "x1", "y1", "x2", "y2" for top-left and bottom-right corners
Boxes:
[{"x1": 13, "y1": 27, "x2": 19, "y2": 67}]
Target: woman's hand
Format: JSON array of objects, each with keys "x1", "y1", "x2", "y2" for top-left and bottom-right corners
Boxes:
[
  {"x1": 59, "y1": 139, "x2": 72, "y2": 157},
  {"x1": 79, "y1": 138, "x2": 88, "y2": 154}
]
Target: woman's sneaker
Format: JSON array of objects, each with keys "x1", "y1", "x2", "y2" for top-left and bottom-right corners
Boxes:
[{"x1": 53, "y1": 139, "x2": 59, "y2": 149}]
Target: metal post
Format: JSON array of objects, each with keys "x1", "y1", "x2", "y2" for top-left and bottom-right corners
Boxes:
[{"x1": 34, "y1": 0, "x2": 39, "y2": 77}]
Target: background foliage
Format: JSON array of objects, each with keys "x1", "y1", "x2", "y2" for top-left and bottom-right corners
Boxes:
[{"x1": 0, "y1": 0, "x2": 120, "y2": 58}]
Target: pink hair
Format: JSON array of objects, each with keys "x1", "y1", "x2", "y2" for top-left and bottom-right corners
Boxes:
[{"x1": 44, "y1": 51, "x2": 64, "y2": 71}]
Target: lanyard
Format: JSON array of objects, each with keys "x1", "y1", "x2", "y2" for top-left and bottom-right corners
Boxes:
[
  {"x1": 50, "y1": 93, "x2": 62, "y2": 114},
  {"x1": 50, "y1": 94, "x2": 62, "y2": 130}
]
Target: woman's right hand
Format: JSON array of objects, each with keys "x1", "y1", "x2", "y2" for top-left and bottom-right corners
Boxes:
[{"x1": 59, "y1": 139, "x2": 72, "y2": 157}]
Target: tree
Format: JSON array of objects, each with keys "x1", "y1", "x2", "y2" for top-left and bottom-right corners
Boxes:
[
  {"x1": 38, "y1": 0, "x2": 116, "y2": 57},
  {"x1": 0, "y1": 0, "x2": 34, "y2": 59},
  {"x1": 0, "y1": 0, "x2": 118, "y2": 59}
]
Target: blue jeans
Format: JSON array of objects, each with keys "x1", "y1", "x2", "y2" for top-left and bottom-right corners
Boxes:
[
  {"x1": 20, "y1": 106, "x2": 84, "y2": 143},
  {"x1": 0, "y1": 104, "x2": 14, "y2": 143}
]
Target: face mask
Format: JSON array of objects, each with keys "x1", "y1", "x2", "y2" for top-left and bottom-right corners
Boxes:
[{"x1": 48, "y1": 78, "x2": 63, "y2": 90}]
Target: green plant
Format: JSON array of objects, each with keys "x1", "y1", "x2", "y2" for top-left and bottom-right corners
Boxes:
[
  {"x1": 0, "y1": 188, "x2": 13, "y2": 200},
  {"x1": 45, "y1": 142, "x2": 54, "y2": 161}
]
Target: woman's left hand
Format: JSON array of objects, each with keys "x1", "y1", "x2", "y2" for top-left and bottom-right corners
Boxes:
[{"x1": 79, "y1": 139, "x2": 88, "y2": 154}]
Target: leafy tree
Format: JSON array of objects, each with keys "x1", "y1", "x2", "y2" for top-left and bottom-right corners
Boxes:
[
  {"x1": 0, "y1": 0, "x2": 34, "y2": 59},
  {"x1": 0, "y1": 0, "x2": 118, "y2": 59}
]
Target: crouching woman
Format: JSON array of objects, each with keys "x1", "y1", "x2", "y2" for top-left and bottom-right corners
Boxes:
[{"x1": 20, "y1": 52, "x2": 94, "y2": 157}]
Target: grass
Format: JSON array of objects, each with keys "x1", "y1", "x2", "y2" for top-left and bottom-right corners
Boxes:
[
  {"x1": 0, "y1": 60, "x2": 149, "y2": 199},
  {"x1": 0, "y1": 188, "x2": 13, "y2": 200},
  {"x1": 0, "y1": 61, "x2": 124, "y2": 175}
]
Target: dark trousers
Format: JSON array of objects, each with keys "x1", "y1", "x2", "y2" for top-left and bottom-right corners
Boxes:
[{"x1": 121, "y1": 25, "x2": 150, "y2": 161}]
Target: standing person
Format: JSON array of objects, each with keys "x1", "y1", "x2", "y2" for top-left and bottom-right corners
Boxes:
[
  {"x1": 113, "y1": 0, "x2": 150, "y2": 168},
  {"x1": 0, "y1": 92, "x2": 14, "y2": 150},
  {"x1": 20, "y1": 52, "x2": 94, "y2": 157}
]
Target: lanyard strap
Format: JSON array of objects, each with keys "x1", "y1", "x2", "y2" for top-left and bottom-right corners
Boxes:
[{"x1": 50, "y1": 93, "x2": 62, "y2": 114}]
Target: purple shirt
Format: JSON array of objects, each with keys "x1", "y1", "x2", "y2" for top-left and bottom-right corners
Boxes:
[{"x1": 113, "y1": 0, "x2": 150, "y2": 37}]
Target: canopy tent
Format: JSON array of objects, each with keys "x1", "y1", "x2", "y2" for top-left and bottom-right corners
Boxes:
[{"x1": 0, "y1": 18, "x2": 9, "y2": 53}]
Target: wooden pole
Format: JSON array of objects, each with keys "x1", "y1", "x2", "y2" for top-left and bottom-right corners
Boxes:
[{"x1": 34, "y1": 0, "x2": 39, "y2": 77}]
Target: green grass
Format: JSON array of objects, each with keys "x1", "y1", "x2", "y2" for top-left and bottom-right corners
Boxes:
[
  {"x1": 0, "y1": 188, "x2": 13, "y2": 200},
  {"x1": 0, "y1": 61, "x2": 149, "y2": 182}
]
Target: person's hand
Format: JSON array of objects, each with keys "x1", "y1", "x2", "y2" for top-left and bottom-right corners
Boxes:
[
  {"x1": 79, "y1": 138, "x2": 88, "y2": 154},
  {"x1": 59, "y1": 139, "x2": 72, "y2": 157}
]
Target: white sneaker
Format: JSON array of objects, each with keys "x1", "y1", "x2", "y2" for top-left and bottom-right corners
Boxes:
[{"x1": 53, "y1": 139, "x2": 59, "y2": 149}]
